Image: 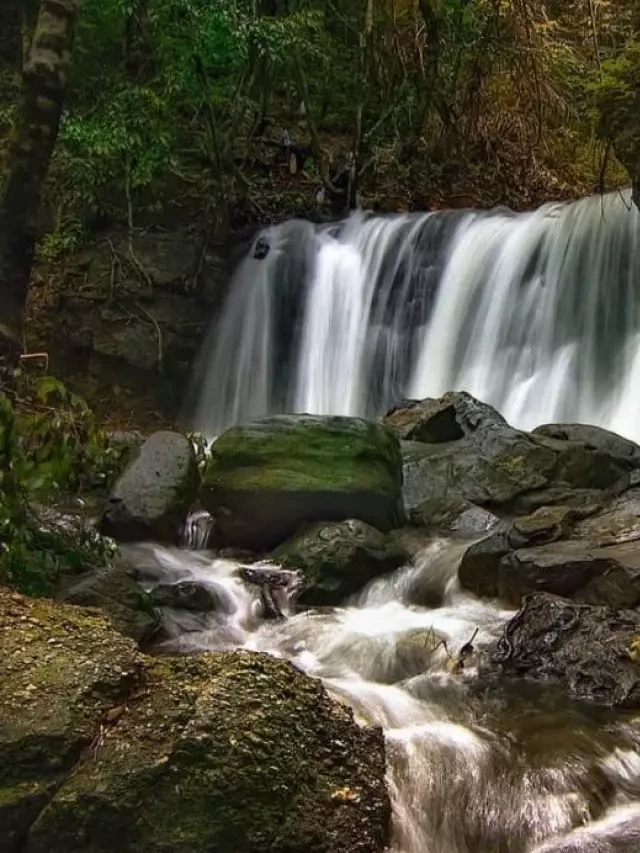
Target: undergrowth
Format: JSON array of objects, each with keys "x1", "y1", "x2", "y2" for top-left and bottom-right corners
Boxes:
[{"x1": 0, "y1": 371, "x2": 129, "y2": 596}]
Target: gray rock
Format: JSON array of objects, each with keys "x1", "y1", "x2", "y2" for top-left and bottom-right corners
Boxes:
[
  {"x1": 490, "y1": 593, "x2": 640, "y2": 708},
  {"x1": 409, "y1": 495, "x2": 499, "y2": 537},
  {"x1": 101, "y1": 431, "x2": 199, "y2": 543},
  {"x1": 272, "y1": 519, "x2": 409, "y2": 606},
  {"x1": 201, "y1": 415, "x2": 405, "y2": 552},
  {"x1": 500, "y1": 540, "x2": 640, "y2": 609},
  {"x1": 384, "y1": 391, "x2": 506, "y2": 443},
  {"x1": 397, "y1": 395, "x2": 639, "y2": 515}
]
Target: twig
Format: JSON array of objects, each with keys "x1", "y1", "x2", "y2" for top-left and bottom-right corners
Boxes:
[{"x1": 134, "y1": 301, "x2": 163, "y2": 373}]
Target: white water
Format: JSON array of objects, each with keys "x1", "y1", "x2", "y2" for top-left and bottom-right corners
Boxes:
[
  {"x1": 190, "y1": 191, "x2": 640, "y2": 441},
  {"x1": 127, "y1": 538, "x2": 640, "y2": 853}
]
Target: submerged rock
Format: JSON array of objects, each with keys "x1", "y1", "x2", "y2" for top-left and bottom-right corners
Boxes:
[
  {"x1": 490, "y1": 593, "x2": 640, "y2": 708},
  {"x1": 272, "y1": 519, "x2": 409, "y2": 606},
  {"x1": 201, "y1": 415, "x2": 405, "y2": 552},
  {"x1": 148, "y1": 580, "x2": 225, "y2": 612},
  {"x1": 1, "y1": 588, "x2": 391, "y2": 853},
  {"x1": 101, "y1": 431, "x2": 199, "y2": 543}
]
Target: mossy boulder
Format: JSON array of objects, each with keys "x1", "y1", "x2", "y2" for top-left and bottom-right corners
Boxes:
[
  {"x1": 101, "y1": 431, "x2": 199, "y2": 543},
  {"x1": 0, "y1": 590, "x2": 140, "y2": 853},
  {"x1": 1, "y1": 588, "x2": 390, "y2": 853},
  {"x1": 272, "y1": 519, "x2": 409, "y2": 606},
  {"x1": 202, "y1": 415, "x2": 405, "y2": 552}
]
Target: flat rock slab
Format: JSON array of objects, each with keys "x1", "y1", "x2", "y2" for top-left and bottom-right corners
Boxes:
[
  {"x1": 490, "y1": 592, "x2": 640, "y2": 708},
  {"x1": 202, "y1": 415, "x2": 405, "y2": 552}
]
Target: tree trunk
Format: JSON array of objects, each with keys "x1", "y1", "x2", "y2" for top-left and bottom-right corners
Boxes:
[{"x1": 0, "y1": 0, "x2": 79, "y2": 365}]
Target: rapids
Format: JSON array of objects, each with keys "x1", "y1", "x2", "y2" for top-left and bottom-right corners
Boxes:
[
  {"x1": 129, "y1": 538, "x2": 640, "y2": 853},
  {"x1": 189, "y1": 190, "x2": 640, "y2": 442}
]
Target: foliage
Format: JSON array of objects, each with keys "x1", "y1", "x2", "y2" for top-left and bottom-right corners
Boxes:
[{"x1": 0, "y1": 375, "x2": 127, "y2": 596}]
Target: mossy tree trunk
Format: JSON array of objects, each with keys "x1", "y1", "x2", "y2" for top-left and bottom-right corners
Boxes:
[{"x1": 0, "y1": 0, "x2": 79, "y2": 366}]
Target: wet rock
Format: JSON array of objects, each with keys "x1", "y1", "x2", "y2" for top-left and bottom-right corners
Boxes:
[
  {"x1": 201, "y1": 415, "x2": 405, "y2": 552},
  {"x1": 239, "y1": 564, "x2": 300, "y2": 619},
  {"x1": 148, "y1": 580, "x2": 223, "y2": 612},
  {"x1": 490, "y1": 592, "x2": 640, "y2": 708},
  {"x1": 459, "y1": 506, "x2": 578, "y2": 599},
  {"x1": 500, "y1": 540, "x2": 640, "y2": 609},
  {"x1": 458, "y1": 526, "x2": 512, "y2": 598},
  {"x1": 1, "y1": 588, "x2": 391, "y2": 853},
  {"x1": 272, "y1": 519, "x2": 409, "y2": 606},
  {"x1": 101, "y1": 431, "x2": 199, "y2": 543},
  {"x1": 58, "y1": 561, "x2": 160, "y2": 644},
  {"x1": 397, "y1": 395, "x2": 639, "y2": 514},
  {"x1": 384, "y1": 391, "x2": 506, "y2": 443},
  {"x1": 409, "y1": 495, "x2": 499, "y2": 537}
]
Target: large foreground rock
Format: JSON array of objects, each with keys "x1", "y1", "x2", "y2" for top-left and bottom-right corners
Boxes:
[
  {"x1": 1, "y1": 589, "x2": 390, "y2": 853},
  {"x1": 101, "y1": 431, "x2": 199, "y2": 543},
  {"x1": 202, "y1": 415, "x2": 405, "y2": 551},
  {"x1": 272, "y1": 519, "x2": 409, "y2": 606},
  {"x1": 490, "y1": 593, "x2": 640, "y2": 708}
]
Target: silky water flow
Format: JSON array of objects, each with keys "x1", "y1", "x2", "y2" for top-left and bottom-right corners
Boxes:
[{"x1": 173, "y1": 190, "x2": 640, "y2": 850}]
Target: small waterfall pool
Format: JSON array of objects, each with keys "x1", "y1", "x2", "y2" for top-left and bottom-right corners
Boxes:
[{"x1": 126, "y1": 538, "x2": 640, "y2": 853}]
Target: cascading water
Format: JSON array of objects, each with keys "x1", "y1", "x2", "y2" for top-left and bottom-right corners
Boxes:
[
  {"x1": 128, "y1": 536, "x2": 640, "y2": 852},
  {"x1": 189, "y1": 190, "x2": 640, "y2": 441},
  {"x1": 176, "y1": 190, "x2": 640, "y2": 850}
]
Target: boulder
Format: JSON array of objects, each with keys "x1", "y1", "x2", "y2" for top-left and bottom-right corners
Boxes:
[
  {"x1": 500, "y1": 540, "x2": 640, "y2": 609},
  {"x1": 101, "y1": 431, "x2": 199, "y2": 543},
  {"x1": 201, "y1": 416, "x2": 405, "y2": 552},
  {"x1": 395, "y1": 394, "x2": 639, "y2": 515},
  {"x1": 383, "y1": 391, "x2": 506, "y2": 443},
  {"x1": 458, "y1": 506, "x2": 579, "y2": 600},
  {"x1": 408, "y1": 495, "x2": 499, "y2": 537},
  {"x1": 272, "y1": 519, "x2": 409, "y2": 606},
  {"x1": 459, "y1": 497, "x2": 640, "y2": 607},
  {"x1": 1, "y1": 588, "x2": 391, "y2": 853},
  {"x1": 490, "y1": 592, "x2": 640, "y2": 707},
  {"x1": 0, "y1": 590, "x2": 140, "y2": 853}
]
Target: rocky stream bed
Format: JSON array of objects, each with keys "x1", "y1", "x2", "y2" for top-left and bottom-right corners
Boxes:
[{"x1": 6, "y1": 392, "x2": 640, "y2": 852}]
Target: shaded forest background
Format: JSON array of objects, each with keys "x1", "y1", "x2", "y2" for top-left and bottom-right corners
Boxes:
[
  {"x1": 1, "y1": 0, "x2": 640, "y2": 592},
  {"x1": 0, "y1": 0, "x2": 639, "y2": 422}
]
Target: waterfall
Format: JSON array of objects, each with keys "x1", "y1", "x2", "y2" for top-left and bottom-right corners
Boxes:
[{"x1": 190, "y1": 191, "x2": 640, "y2": 440}]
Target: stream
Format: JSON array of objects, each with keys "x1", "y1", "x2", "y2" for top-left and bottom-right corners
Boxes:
[{"x1": 125, "y1": 537, "x2": 640, "y2": 853}]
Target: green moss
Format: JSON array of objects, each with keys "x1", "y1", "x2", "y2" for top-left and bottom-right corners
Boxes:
[{"x1": 204, "y1": 416, "x2": 402, "y2": 495}]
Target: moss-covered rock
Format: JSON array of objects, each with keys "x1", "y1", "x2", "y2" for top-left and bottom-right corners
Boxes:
[
  {"x1": 0, "y1": 589, "x2": 390, "y2": 853},
  {"x1": 272, "y1": 519, "x2": 409, "y2": 606},
  {"x1": 202, "y1": 415, "x2": 405, "y2": 551},
  {"x1": 0, "y1": 590, "x2": 141, "y2": 853}
]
